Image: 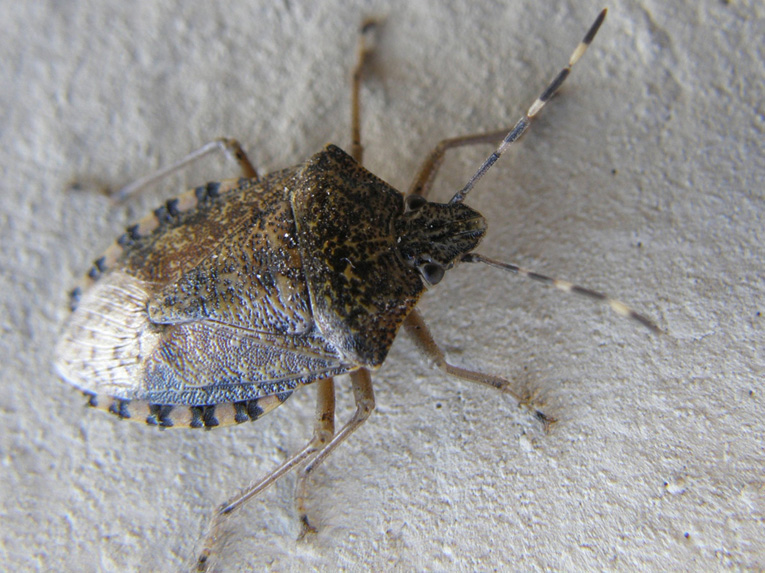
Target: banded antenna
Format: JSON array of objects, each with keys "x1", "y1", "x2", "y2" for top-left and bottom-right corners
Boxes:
[{"x1": 450, "y1": 9, "x2": 607, "y2": 205}]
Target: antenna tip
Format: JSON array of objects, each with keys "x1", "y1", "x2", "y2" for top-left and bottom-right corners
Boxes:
[{"x1": 584, "y1": 9, "x2": 608, "y2": 46}]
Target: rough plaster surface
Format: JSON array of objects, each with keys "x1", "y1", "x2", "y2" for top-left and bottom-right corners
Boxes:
[{"x1": 1, "y1": 0, "x2": 762, "y2": 571}]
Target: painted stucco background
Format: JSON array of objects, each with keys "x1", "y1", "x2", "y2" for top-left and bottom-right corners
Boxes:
[{"x1": 1, "y1": 0, "x2": 762, "y2": 571}]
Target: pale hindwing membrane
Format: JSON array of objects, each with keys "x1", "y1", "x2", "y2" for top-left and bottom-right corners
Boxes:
[{"x1": 55, "y1": 271, "x2": 163, "y2": 397}]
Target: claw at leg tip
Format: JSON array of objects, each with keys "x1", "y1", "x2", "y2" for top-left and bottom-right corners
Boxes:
[
  {"x1": 536, "y1": 410, "x2": 557, "y2": 432},
  {"x1": 298, "y1": 514, "x2": 318, "y2": 540}
]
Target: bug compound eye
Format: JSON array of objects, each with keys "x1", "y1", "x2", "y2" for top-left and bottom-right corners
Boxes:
[
  {"x1": 420, "y1": 262, "x2": 445, "y2": 285},
  {"x1": 405, "y1": 194, "x2": 428, "y2": 211}
]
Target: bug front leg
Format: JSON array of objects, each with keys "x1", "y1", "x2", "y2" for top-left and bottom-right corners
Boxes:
[
  {"x1": 404, "y1": 309, "x2": 555, "y2": 430},
  {"x1": 295, "y1": 369, "x2": 376, "y2": 538},
  {"x1": 196, "y1": 378, "x2": 336, "y2": 572},
  {"x1": 407, "y1": 130, "x2": 509, "y2": 199},
  {"x1": 112, "y1": 137, "x2": 258, "y2": 202}
]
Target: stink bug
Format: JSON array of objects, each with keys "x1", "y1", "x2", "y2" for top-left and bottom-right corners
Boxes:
[{"x1": 54, "y1": 9, "x2": 657, "y2": 568}]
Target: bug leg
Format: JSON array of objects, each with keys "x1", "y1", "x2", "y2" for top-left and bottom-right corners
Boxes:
[
  {"x1": 351, "y1": 19, "x2": 379, "y2": 164},
  {"x1": 112, "y1": 137, "x2": 258, "y2": 202},
  {"x1": 294, "y1": 377, "x2": 336, "y2": 537},
  {"x1": 407, "y1": 130, "x2": 509, "y2": 199},
  {"x1": 404, "y1": 309, "x2": 555, "y2": 430},
  {"x1": 196, "y1": 378, "x2": 336, "y2": 571},
  {"x1": 295, "y1": 369, "x2": 376, "y2": 538}
]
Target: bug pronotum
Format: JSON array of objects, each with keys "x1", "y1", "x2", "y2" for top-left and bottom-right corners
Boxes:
[{"x1": 53, "y1": 9, "x2": 658, "y2": 569}]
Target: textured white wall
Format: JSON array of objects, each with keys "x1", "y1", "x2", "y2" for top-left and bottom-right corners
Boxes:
[{"x1": 1, "y1": 0, "x2": 762, "y2": 571}]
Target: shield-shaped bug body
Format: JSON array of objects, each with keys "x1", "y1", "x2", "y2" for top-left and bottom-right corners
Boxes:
[
  {"x1": 55, "y1": 144, "x2": 481, "y2": 423},
  {"x1": 54, "y1": 9, "x2": 657, "y2": 567}
]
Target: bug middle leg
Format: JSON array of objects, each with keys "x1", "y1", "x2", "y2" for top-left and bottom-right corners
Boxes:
[
  {"x1": 403, "y1": 309, "x2": 555, "y2": 429},
  {"x1": 112, "y1": 137, "x2": 258, "y2": 202},
  {"x1": 295, "y1": 368, "x2": 376, "y2": 537},
  {"x1": 350, "y1": 19, "x2": 379, "y2": 164}
]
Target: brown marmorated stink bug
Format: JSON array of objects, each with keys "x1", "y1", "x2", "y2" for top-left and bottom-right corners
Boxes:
[{"x1": 54, "y1": 9, "x2": 658, "y2": 568}]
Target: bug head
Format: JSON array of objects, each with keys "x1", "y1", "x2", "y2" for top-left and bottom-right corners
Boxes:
[{"x1": 395, "y1": 193, "x2": 486, "y2": 285}]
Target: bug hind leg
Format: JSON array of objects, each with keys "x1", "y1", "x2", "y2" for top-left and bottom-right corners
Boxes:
[
  {"x1": 294, "y1": 369, "x2": 375, "y2": 538},
  {"x1": 112, "y1": 137, "x2": 258, "y2": 202},
  {"x1": 295, "y1": 377, "x2": 336, "y2": 537},
  {"x1": 195, "y1": 377, "x2": 337, "y2": 572}
]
